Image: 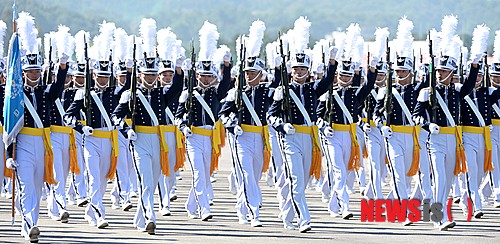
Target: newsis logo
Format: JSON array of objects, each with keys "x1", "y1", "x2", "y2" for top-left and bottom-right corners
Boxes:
[{"x1": 360, "y1": 198, "x2": 473, "y2": 223}]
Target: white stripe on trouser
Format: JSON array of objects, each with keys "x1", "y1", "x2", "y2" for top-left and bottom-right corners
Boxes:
[
  {"x1": 347, "y1": 127, "x2": 367, "y2": 192},
  {"x1": 158, "y1": 131, "x2": 177, "y2": 210},
  {"x1": 428, "y1": 133, "x2": 456, "y2": 224},
  {"x1": 67, "y1": 132, "x2": 87, "y2": 199},
  {"x1": 280, "y1": 131, "x2": 312, "y2": 227},
  {"x1": 319, "y1": 134, "x2": 334, "y2": 198},
  {"x1": 489, "y1": 125, "x2": 500, "y2": 202},
  {"x1": 229, "y1": 131, "x2": 264, "y2": 219},
  {"x1": 327, "y1": 131, "x2": 351, "y2": 214},
  {"x1": 185, "y1": 129, "x2": 212, "y2": 217},
  {"x1": 413, "y1": 130, "x2": 433, "y2": 202},
  {"x1": 462, "y1": 132, "x2": 486, "y2": 212},
  {"x1": 48, "y1": 132, "x2": 70, "y2": 219},
  {"x1": 15, "y1": 134, "x2": 45, "y2": 238},
  {"x1": 83, "y1": 133, "x2": 111, "y2": 224},
  {"x1": 385, "y1": 132, "x2": 414, "y2": 200},
  {"x1": 111, "y1": 133, "x2": 132, "y2": 205},
  {"x1": 132, "y1": 132, "x2": 161, "y2": 228},
  {"x1": 269, "y1": 127, "x2": 288, "y2": 214},
  {"x1": 365, "y1": 127, "x2": 387, "y2": 199}
]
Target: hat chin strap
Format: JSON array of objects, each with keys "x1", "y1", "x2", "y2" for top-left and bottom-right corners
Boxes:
[
  {"x1": 338, "y1": 77, "x2": 353, "y2": 86},
  {"x1": 397, "y1": 72, "x2": 411, "y2": 82},
  {"x1": 247, "y1": 70, "x2": 262, "y2": 84},
  {"x1": 95, "y1": 81, "x2": 109, "y2": 90},
  {"x1": 199, "y1": 77, "x2": 217, "y2": 89},
  {"x1": 293, "y1": 71, "x2": 309, "y2": 80},
  {"x1": 438, "y1": 71, "x2": 454, "y2": 84},
  {"x1": 143, "y1": 78, "x2": 157, "y2": 87}
]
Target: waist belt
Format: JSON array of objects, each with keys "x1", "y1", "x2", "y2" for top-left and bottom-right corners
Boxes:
[
  {"x1": 125, "y1": 118, "x2": 132, "y2": 125},
  {"x1": 50, "y1": 125, "x2": 80, "y2": 174},
  {"x1": 331, "y1": 123, "x2": 361, "y2": 171},
  {"x1": 240, "y1": 124, "x2": 272, "y2": 173},
  {"x1": 20, "y1": 127, "x2": 56, "y2": 184},
  {"x1": 492, "y1": 119, "x2": 500, "y2": 126},
  {"x1": 462, "y1": 125, "x2": 494, "y2": 173},
  {"x1": 90, "y1": 129, "x2": 119, "y2": 179},
  {"x1": 435, "y1": 126, "x2": 467, "y2": 175}
]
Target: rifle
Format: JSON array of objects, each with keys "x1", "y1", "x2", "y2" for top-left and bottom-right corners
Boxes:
[
  {"x1": 109, "y1": 50, "x2": 116, "y2": 87},
  {"x1": 83, "y1": 35, "x2": 93, "y2": 126},
  {"x1": 130, "y1": 37, "x2": 138, "y2": 130},
  {"x1": 235, "y1": 38, "x2": 246, "y2": 126},
  {"x1": 44, "y1": 38, "x2": 53, "y2": 86},
  {"x1": 279, "y1": 33, "x2": 292, "y2": 123},
  {"x1": 384, "y1": 38, "x2": 393, "y2": 126},
  {"x1": 412, "y1": 51, "x2": 417, "y2": 84},
  {"x1": 325, "y1": 44, "x2": 334, "y2": 124},
  {"x1": 428, "y1": 31, "x2": 438, "y2": 123},
  {"x1": 459, "y1": 50, "x2": 464, "y2": 84},
  {"x1": 186, "y1": 41, "x2": 196, "y2": 127},
  {"x1": 366, "y1": 50, "x2": 372, "y2": 124},
  {"x1": 484, "y1": 52, "x2": 490, "y2": 88}
]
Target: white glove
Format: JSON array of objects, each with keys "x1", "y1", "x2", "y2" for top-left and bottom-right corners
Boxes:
[
  {"x1": 234, "y1": 125, "x2": 243, "y2": 136},
  {"x1": 275, "y1": 56, "x2": 283, "y2": 67},
  {"x1": 490, "y1": 124, "x2": 494, "y2": 132},
  {"x1": 352, "y1": 62, "x2": 361, "y2": 71},
  {"x1": 64, "y1": 116, "x2": 77, "y2": 128},
  {"x1": 59, "y1": 53, "x2": 70, "y2": 65},
  {"x1": 324, "y1": 126, "x2": 334, "y2": 138},
  {"x1": 182, "y1": 59, "x2": 192, "y2": 71},
  {"x1": 471, "y1": 53, "x2": 484, "y2": 64},
  {"x1": 6, "y1": 158, "x2": 19, "y2": 169},
  {"x1": 127, "y1": 129, "x2": 137, "y2": 141},
  {"x1": 283, "y1": 123, "x2": 295, "y2": 135},
  {"x1": 176, "y1": 54, "x2": 186, "y2": 68},
  {"x1": 370, "y1": 55, "x2": 380, "y2": 68},
  {"x1": 285, "y1": 61, "x2": 292, "y2": 73},
  {"x1": 231, "y1": 66, "x2": 239, "y2": 79},
  {"x1": 316, "y1": 63, "x2": 325, "y2": 74},
  {"x1": 83, "y1": 126, "x2": 94, "y2": 136},
  {"x1": 429, "y1": 123, "x2": 440, "y2": 135},
  {"x1": 125, "y1": 59, "x2": 134, "y2": 69},
  {"x1": 223, "y1": 50, "x2": 232, "y2": 63},
  {"x1": 329, "y1": 47, "x2": 339, "y2": 60},
  {"x1": 381, "y1": 125, "x2": 392, "y2": 139},
  {"x1": 182, "y1": 126, "x2": 193, "y2": 137},
  {"x1": 374, "y1": 117, "x2": 384, "y2": 129},
  {"x1": 363, "y1": 123, "x2": 372, "y2": 133}
]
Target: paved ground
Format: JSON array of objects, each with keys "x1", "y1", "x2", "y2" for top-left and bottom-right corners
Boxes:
[{"x1": 1, "y1": 145, "x2": 500, "y2": 243}]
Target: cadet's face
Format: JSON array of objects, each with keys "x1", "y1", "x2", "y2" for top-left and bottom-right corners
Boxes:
[
  {"x1": 376, "y1": 73, "x2": 386, "y2": 81},
  {"x1": 94, "y1": 74, "x2": 109, "y2": 88},
  {"x1": 65, "y1": 75, "x2": 72, "y2": 88},
  {"x1": 245, "y1": 70, "x2": 262, "y2": 86},
  {"x1": 197, "y1": 74, "x2": 215, "y2": 88},
  {"x1": 159, "y1": 71, "x2": 174, "y2": 85},
  {"x1": 24, "y1": 69, "x2": 42, "y2": 86},
  {"x1": 117, "y1": 74, "x2": 127, "y2": 86},
  {"x1": 73, "y1": 76, "x2": 84, "y2": 87},
  {"x1": 338, "y1": 74, "x2": 353, "y2": 87},
  {"x1": 396, "y1": 70, "x2": 412, "y2": 84},
  {"x1": 0, "y1": 74, "x2": 5, "y2": 84},
  {"x1": 437, "y1": 69, "x2": 452, "y2": 85},
  {"x1": 292, "y1": 67, "x2": 309, "y2": 83},
  {"x1": 491, "y1": 75, "x2": 500, "y2": 87},
  {"x1": 475, "y1": 74, "x2": 483, "y2": 89},
  {"x1": 141, "y1": 73, "x2": 158, "y2": 89}
]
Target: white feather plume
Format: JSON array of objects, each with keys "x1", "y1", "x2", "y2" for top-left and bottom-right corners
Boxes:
[
  {"x1": 94, "y1": 21, "x2": 115, "y2": 61},
  {"x1": 343, "y1": 23, "x2": 361, "y2": 60},
  {"x1": 198, "y1": 21, "x2": 219, "y2": 61},
  {"x1": 373, "y1": 27, "x2": 390, "y2": 60},
  {"x1": 157, "y1": 27, "x2": 177, "y2": 61},
  {"x1": 17, "y1": 12, "x2": 39, "y2": 54},
  {"x1": 139, "y1": 18, "x2": 157, "y2": 58},
  {"x1": 113, "y1": 28, "x2": 128, "y2": 63},
  {"x1": 394, "y1": 16, "x2": 414, "y2": 58},
  {"x1": 246, "y1": 20, "x2": 266, "y2": 57},
  {"x1": 135, "y1": 35, "x2": 143, "y2": 60},
  {"x1": 266, "y1": 41, "x2": 278, "y2": 68},
  {"x1": 74, "y1": 30, "x2": 89, "y2": 63},
  {"x1": 493, "y1": 30, "x2": 500, "y2": 63},
  {"x1": 427, "y1": 29, "x2": 441, "y2": 56},
  {"x1": 462, "y1": 46, "x2": 469, "y2": 65},
  {"x1": 214, "y1": 45, "x2": 230, "y2": 67},
  {"x1": 55, "y1": 25, "x2": 74, "y2": 59},
  {"x1": 235, "y1": 35, "x2": 246, "y2": 62},
  {"x1": 447, "y1": 35, "x2": 462, "y2": 61},
  {"x1": 439, "y1": 15, "x2": 458, "y2": 58},
  {"x1": 0, "y1": 20, "x2": 6, "y2": 58},
  {"x1": 289, "y1": 16, "x2": 311, "y2": 56},
  {"x1": 44, "y1": 32, "x2": 57, "y2": 62},
  {"x1": 469, "y1": 24, "x2": 490, "y2": 61},
  {"x1": 125, "y1": 35, "x2": 135, "y2": 60},
  {"x1": 333, "y1": 31, "x2": 346, "y2": 60},
  {"x1": 312, "y1": 39, "x2": 328, "y2": 67},
  {"x1": 352, "y1": 36, "x2": 364, "y2": 65}
]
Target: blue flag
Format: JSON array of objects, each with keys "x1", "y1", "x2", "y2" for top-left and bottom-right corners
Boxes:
[{"x1": 3, "y1": 33, "x2": 25, "y2": 147}]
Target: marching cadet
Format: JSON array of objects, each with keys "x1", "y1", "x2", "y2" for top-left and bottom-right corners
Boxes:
[
  {"x1": 412, "y1": 24, "x2": 484, "y2": 230},
  {"x1": 219, "y1": 20, "x2": 275, "y2": 227},
  {"x1": 375, "y1": 17, "x2": 425, "y2": 204},
  {"x1": 46, "y1": 25, "x2": 76, "y2": 224},
  {"x1": 268, "y1": 16, "x2": 337, "y2": 233},
  {"x1": 155, "y1": 27, "x2": 186, "y2": 217},
  {"x1": 487, "y1": 31, "x2": 500, "y2": 208},
  {"x1": 64, "y1": 21, "x2": 121, "y2": 229},
  {"x1": 317, "y1": 23, "x2": 375, "y2": 220},
  {"x1": 175, "y1": 21, "x2": 231, "y2": 221},
  {"x1": 5, "y1": 12, "x2": 68, "y2": 242}
]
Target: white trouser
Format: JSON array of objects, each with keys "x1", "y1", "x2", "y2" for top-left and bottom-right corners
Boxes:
[
  {"x1": 327, "y1": 130, "x2": 351, "y2": 214},
  {"x1": 185, "y1": 127, "x2": 212, "y2": 217},
  {"x1": 158, "y1": 131, "x2": 177, "y2": 211},
  {"x1": 229, "y1": 131, "x2": 264, "y2": 219},
  {"x1": 385, "y1": 131, "x2": 414, "y2": 200},
  {"x1": 462, "y1": 132, "x2": 486, "y2": 212},
  {"x1": 15, "y1": 134, "x2": 45, "y2": 238},
  {"x1": 279, "y1": 131, "x2": 312, "y2": 227},
  {"x1": 132, "y1": 132, "x2": 162, "y2": 228},
  {"x1": 488, "y1": 125, "x2": 500, "y2": 202},
  {"x1": 83, "y1": 133, "x2": 112, "y2": 224},
  {"x1": 365, "y1": 127, "x2": 387, "y2": 199},
  {"x1": 111, "y1": 133, "x2": 132, "y2": 205},
  {"x1": 428, "y1": 133, "x2": 456, "y2": 224},
  {"x1": 48, "y1": 132, "x2": 70, "y2": 219},
  {"x1": 67, "y1": 132, "x2": 87, "y2": 200},
  {"x1": 269, "y1": 127, "x2": 288, "y2": 213},
  {"x1": 411, "y1": 130, "x2": 434, "y2": 202}
]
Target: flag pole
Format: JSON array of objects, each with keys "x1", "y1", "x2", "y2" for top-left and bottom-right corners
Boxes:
[{"x1": 10, "y1": 0, "x2": 17, "y2": 226}]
